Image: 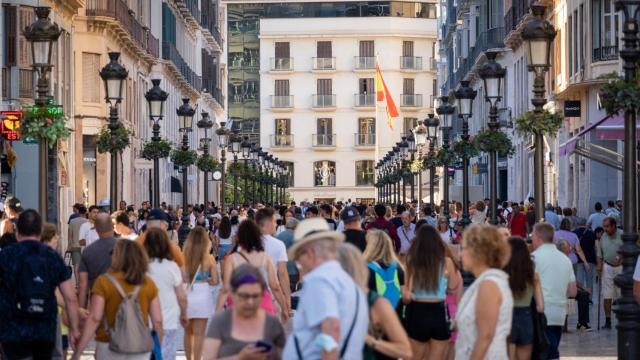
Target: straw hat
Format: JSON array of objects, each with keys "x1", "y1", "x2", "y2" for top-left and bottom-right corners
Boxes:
[{"x1": 288, "y1": 218, "x2": 344, "y2": 259}]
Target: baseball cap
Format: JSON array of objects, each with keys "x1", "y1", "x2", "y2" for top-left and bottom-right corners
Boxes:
[
  {"x1": 340, "y1": 206, "x2": 360, "y2": 223},
  {"x1": 5, "y1": 197, "x2": 22, "y2": 212},
  {"x1": 148, "y1": 208, "x2": 169, "y2": 222}
]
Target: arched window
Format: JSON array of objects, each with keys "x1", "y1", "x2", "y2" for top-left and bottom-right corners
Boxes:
[
  {"x1": 355, "y1": 160, "x2": 374, "y2": 186},
  {"x1": 314, "y1": 161, "x2": 336, "y2": 187}
]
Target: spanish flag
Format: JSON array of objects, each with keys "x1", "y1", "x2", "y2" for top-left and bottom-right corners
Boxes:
[{"x1": 375, "y1": 64, "x2": 399, "y2": 129}]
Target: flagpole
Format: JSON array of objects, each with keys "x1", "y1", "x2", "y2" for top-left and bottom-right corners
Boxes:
[{"x1": 375, "y1": 55, "x2": 380, "y2": 203}]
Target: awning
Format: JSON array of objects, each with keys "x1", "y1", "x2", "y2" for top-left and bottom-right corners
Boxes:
[
  {"x1": 171, "y1": 176, "x2": 182, "y2": 193},
  {"x1": 559, "y1": 113, "x2": 626, "y2": 156}
]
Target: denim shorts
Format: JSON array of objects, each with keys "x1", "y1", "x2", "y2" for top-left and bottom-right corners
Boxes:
[{"x1": 510, "y1": 307, "x2": 534, "y2": 346}]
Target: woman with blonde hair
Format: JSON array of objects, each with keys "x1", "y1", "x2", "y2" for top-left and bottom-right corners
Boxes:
[
  {"x1": 456, "y1": 224, "x2": 513, "y2": 359},
  {"x1": 183, "y1": 226, "x2": 219, "y2": 360},
  {"x1": 337, "y1": 243, "x2": 412, "y2": 360},
  {"x1": 363, "y1": 230, "x2": 405, "y2": 310}
]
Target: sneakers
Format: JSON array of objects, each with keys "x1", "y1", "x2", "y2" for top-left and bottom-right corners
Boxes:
[
  {"x1": 577, "y1": 323, "x2": 593, "y2": 332},
  {"x1": 602, "y1": 322, "x2": 612, "y2": 329}
]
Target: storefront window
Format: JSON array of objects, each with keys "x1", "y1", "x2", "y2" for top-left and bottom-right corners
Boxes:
[{"x1": 314, "y1": 161, "x2": 336, "y2": 187}]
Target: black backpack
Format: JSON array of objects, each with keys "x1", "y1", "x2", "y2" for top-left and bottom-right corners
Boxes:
[{"x1": 16, "y1": 243, "x2": 55, "y2": 319}]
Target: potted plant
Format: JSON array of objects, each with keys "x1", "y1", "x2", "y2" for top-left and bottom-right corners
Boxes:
[
  {"x1": 20, "y1": 105, "x2": 70, "y2": 148},
  {"x1": 514, "y1": 109, "x2": 563, "y2": 138},
  {"x1": 170, "y1": 148, "x2": 198, "y2": 168},
  {"x1": 96, "y1": 125, "x2": 132, "y2": 153},
  {"x1": 598, "y1": 72, "x2": 640, "y2": 115},
  {"x1": 451, "y1": 138, "x2": 479, "y2": 159},
  {"x1": 196, "y1": 154, "x2": 219, "y2": 172},
  {"x1": 141, "y1": 139, "x2": 172, "y2": 160},
  {"x1": 473, "y1": 129, "x2": 515, "y2": 157}
]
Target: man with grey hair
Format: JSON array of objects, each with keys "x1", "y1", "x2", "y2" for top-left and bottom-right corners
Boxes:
[
  {"x1": 283, "y1": 218, "x2": 368, "y2": 359},
  {"x1": 77, "y1": 213, "x2": 117, "y2": 309},
  {"x1": 532, "y1": 222, "x2": 577, "y2": 359},
  {"x1": 397, "y1": 211, "x2": 415, "y2": 257}
]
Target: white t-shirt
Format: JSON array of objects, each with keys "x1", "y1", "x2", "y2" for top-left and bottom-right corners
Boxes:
[
  {"x1": 262, "y1": 234, "x2": 288, "y2": 274},
  {"x1": 440, "y1": 230, "x2": 452, "y2": 244},
  {"x1": 78, "y1": 222, "x2": 99, "y2": 247},
  {"x1": 119, "y1": 232, "x2": 138, "y2": 241},
  {"x1": 215, "y1": 229, "x2": 233, "y2": 245},
  {"x1": 533, "y1": 244, "x2": 576, "y2": 326},
  {"x1": 148, "y1": 258, "x2": 182, "y2": 330}
]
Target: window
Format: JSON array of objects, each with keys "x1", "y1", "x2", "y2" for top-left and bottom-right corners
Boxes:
[
  {"x1": 18, "y1": 7, "x2": 34, "y2": 67},
  {"x1": 275, "y1": 42, "x2": 290, "y2": 58},
  {"x1": 402, "y1": 41, "x2": 414, "y2": 57},
  {"x1": 274, "y1": 118, "x2": 291, "y2": 146},
  {"x1": 281, "y1": 161, "x2": 294, "y2": 186},
  {"x1": 358, "y1": 118, "x2": 375, "y2": 134},
  {"x1": 359, "y1": 40, "x2": 375, "y2": 57},
  {"x1": 317, "y1": 118, "x2": 332, "y2": 134},
  {"x1": 274, "y1": 79, "x2": 289, "y2": 96},
  {"x1": 317, "y1": 79, "x2": 332, "y2": 94},
  {"x1": 317, "y1": 41, "x2": 332, "y2": 57},
  {"x1": 592, "y1": 0, "x2": 619, "y2": 61},
  {"x1": 316, "y1": 118, "x2": 333, "y2": 145},
  {"x1": 403, "y1": 117, "x2": 418, "y2": 135},
  {"x1": 4, "y1": 5, "x2": 17, "y2": 66},
  {"x1": 403, "y1": 78, "x2": 414, "y2": 94},
  {"x1": 358, "y1": 78, "x2": 374, "y2": 94},
  {"x1": 568, "y1": 15, "x2": 573, "y2": 75},
  {"x1": 356, "y1": 160, "x2": 375, "y2": 186},
  {"x1": 314, "y1": 161, "x2": 336, "y2": 186},
  {"x1": 82, "y1": 52, "x2": 101, "y2": 103}
]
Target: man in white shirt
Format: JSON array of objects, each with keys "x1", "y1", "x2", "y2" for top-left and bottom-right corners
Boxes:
[
  {"x1": 532, "y1": 222, "x2": 577, "y2": 360},
  {"x1": 78, "y1": 205, "x2": 100, "y2": 247},
  {"x1": 397, "y1": 211, "x2": 416, "y2": 257},
  {"x1": 256, "y1": 207, "x2": 291, "y2": 312}
]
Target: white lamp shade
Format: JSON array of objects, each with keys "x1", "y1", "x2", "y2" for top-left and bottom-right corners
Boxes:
[
  {"x1": 457, "y1": 97, "x2": 472, "y2": 116},
  {"x1": 106, "y1": 78, "x2": 123, "y2": 102},
  {"x1": 415, "y1": 129, "x2": 427, "y2": 146},
  {"x1": 526, "y1": 39, "x2": 550, "y2": 67},
  {"x1": 149, "y1": 99, "x2": 164, "y2": 118},
  {"x1": 31, "y1": 40, "x2": 50, "y2": 65},
  {"x1": 484, "y1": 76, "x2": 501, "y2": 100}
]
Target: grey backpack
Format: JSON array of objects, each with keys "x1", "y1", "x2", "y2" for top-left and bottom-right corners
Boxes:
[{"x1": 103, "y1": 273, "x2": 154, "y2": 353}]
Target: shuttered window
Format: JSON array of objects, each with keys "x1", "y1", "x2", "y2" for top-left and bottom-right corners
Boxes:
[
  {"x1": 359, "y1": 40, "x2": 374, "y2": 57},
  {"x1": 402, "y1": 41, "x2": 414, "y2": 57},
  {"x1": 4, "y1": 6, "x2": 17, "y2": 66},
  {"x1": 317, "y1": 41, "x2": 332, "y2": 57},
  {"x1": 358, "y1": 78, "x2": 374, "y2": 94},
  {"x1": 274, "y1": 80, "x2": 289, "y2": 96},
  {"x1": 18, "y1": 7, "x2": 34, "y2": 67},
  {"x1": 82, "y1": 53, "x2": 101, "y2": 103},
  {"x1": 403, "y1": 78, "x2": 414, "y2": 94},
  {"x1": 317, "y1": 79, "x2": 332, "y2": 95},
  {"x1": 275, "y1": 42, "x2": 290, "y2": 58},
  {"x1": 162, "y1": 3, "x2": 177, "y2": 45}
]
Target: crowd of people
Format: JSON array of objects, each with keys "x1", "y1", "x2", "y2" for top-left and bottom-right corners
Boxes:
[{"x1": 0, "y1": 195, "x2": 638, "y2": 360}]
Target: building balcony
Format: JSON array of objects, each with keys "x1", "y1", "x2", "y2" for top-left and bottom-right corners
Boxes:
[
  {"x1": 270, "y1": 134, "x2": 294, "y2": 150},
  {"x1": 354, "y1": 56, "x2": 376, "y2": 71},
  {"x1": 593, "y1": 46, "x2": 619, "y2": 62},
  {"x1": 312, "y1": 94, "x2": 336, "y2": 110},
  {"x1": 429, "y1": 57, "x2": 438, "y2": 71},
  {"x1": 162, "y1": 41, "x2": 202, "y2": 91},
  {"x1": 270, "y1": 57, "x2": 294, "y2": 72},
  {"x1": 400, "y1": 94, "x2": 423, "y2": 110},
  {"x1": 354, "y1": 94, "x2": 375, "y2": 109},
  {"x1": 312, "y1": 134, "x2": 336, "y2": 149},
  {"x1": 313, "y1": 57, "x2": 336, "y2": 71},
  {"x1": 270, "y1": 95, "x2": 294, "y2": 111},
  {"x1": 400, "y1": 56, "x2": 423, "y2": 70},
  {"x1": 86, "y1": 0, "x2": 159, "y2": 59},
  {"x1": 354, "y1": 133, "x2": 376, "y2": 148},
  {"x1": 428, "y1": 95, "x2": 435, "y2": 110}
]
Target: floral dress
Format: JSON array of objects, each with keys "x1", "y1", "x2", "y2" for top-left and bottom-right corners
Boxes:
[{"x1": 455, "y1": 269, "x2": 513, "y2": 360}]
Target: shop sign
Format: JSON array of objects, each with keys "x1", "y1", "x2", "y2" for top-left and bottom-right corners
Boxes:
[
  {"x1": 0, "y1": 111, "x2": 21, "y2": 140},
  {"x1": 564, "y1": 100, "x2": 581, "y2": 117}
]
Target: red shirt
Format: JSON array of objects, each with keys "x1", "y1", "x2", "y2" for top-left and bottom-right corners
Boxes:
[{"x1": 509, "y1": 212, "x2": 528, "y2": 238}]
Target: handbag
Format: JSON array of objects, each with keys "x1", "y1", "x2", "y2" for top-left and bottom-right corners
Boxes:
[{"x1": 530, "y1": 298, "x2": 550, "y2": 360}]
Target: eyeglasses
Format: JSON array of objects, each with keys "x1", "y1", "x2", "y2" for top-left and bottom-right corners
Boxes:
[{"x1": 235, "y1": 292, "x2": 263, "y2": 301}]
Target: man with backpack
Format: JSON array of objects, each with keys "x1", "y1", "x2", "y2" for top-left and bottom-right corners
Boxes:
[
  {"x1": 366, "y1": 204, "x2": 400, "y2": 252},
  {"x1": 0, "y1": 209, "x2": 80, "y2": 358}
]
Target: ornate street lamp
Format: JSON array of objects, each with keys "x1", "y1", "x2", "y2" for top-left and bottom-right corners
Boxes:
[
  {"x1": 241, "y1": 136, "x2": 252, "y2": 205},
  {"x1": 436, "y1": 95, "x2": 455, "y2": 222},
  {"x1": 145, "y1": 79, "x2": 169, "y2": 208},
  {"x1": 407, "y1": 132, "x2": 417, "y2": 203},
  {"x1": 399, "y1": 138, "x2": 409, "y2": 204},
  {"x1": 391, "y1": 145, "x2": 400, "y2": 205},
  {"x1": 177, "y1": 98, "x2": 195, "y2": 212},
  {"x1": 24, "y1": 7, "x2": 61, "y2": 222},
  {"x1": 425, "y1": 114, "x2": 440, "y2": 208},
  {"x1": 522, "y1": 3, "x2": 556, "y2": 223},
  {"x1": 100, "y1": 52, "x2": 128, "y2": 212},
  {"x1": 478, "y1": 50, "x2": 506, "y2": 224},
  {"x1": 414, "y1": 121, "x2": 428, "y2": 209},
  {"x1": 454, "y1": 81, "x2": 477, "y2": 227},
  {"x1": 257, "y1": 150, "x2": 267, "y2": 204},
  {"x1": 197, "y1": 112, "x2": 214, "y2": 207},
  {"x1": 607, "y1": 2, "x2": 640, "y2": 358},
  {"x1": 229, "y1": 130, "x2": 242, "y2": 209},
  {"x1": 250, "y1": 145, "x2": 259, "y2": 204},
  {"x1": 215, "y1": 122, "x2": 231, "y2": 211}
]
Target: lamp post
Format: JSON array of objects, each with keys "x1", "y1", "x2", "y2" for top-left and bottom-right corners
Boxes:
[
  {"x1": 425, "y1": 114, "x2": 440, "y2": 208},
  {"x1": 609, "y1": 2, "x2": 640, "y2": 358},
  {"x1": 197, "y1": 112, "x2": 214, "y2": 207},
  {"x1": 24, "y1": 6, "x2": 61, "y2": 222},
  {"x1": 229, "y1": 130, "x2": 242, "y2": 209},
  {"x1": 391, "y1": 146, "x2": 399, "y2": 205},
  {"x1": 145, "y1": 79, "x2": 169, "y2": 208},
  {"x1": 177, "y1": 98, "x2": 195, "y2": 211},
  {"x1": 241, "y1": 136, "x2": 252, "y2": 206},
  {"x1": 454, "y1": 81, "x2": 477, "y2": 228},
  {"x1": 478, "y1": 51, "x2": 506, "y2": 225},
  {"x1": 414, "y1": 121, "x2": 428, "y2": 209},
  {"x1": 250, "y1": 145, "x2": 259, "y2": 204},
  {"x1": 522, "y1": 4, "x2": 556, "y2": 222},
  {"x1": 407, "y1": 132, "x2": 417, "y2": 202},
  {"x1": 258, "y1": 150, "x2": 266, "y2": 204},
  {"x1": 436, "y1": 95, "x2": 455, "y2": 222},
  {"x1": 215, "y1": 122, "x2": 230, "y2": 211}
]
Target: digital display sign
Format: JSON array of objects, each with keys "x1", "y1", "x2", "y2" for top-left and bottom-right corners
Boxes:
[{"x1": 0, "y1": 111, "x2": 21, "y2": 141}]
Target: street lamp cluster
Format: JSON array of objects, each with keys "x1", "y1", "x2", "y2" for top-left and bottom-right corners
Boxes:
[{"x1": 214, "y1": 125, "x2": 290, "y2": 211}]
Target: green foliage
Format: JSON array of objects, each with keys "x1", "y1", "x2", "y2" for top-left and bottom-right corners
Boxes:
[
  {"x1": 422, "y1": 152, "x2": 442, "y2": 168},
  {"x1": 97, "y1": 125, "x2": 131, "y2": 153},
  {"x1": 20, "y1": 105, "x2": 70, "y2": 148},
  {"x1": 196, "y1": 154, "x2": 219, "y2": 172},
  {"x1": 170, "y1": 148, "x2": 198, "y2": 168},
  {"x1": 473, "y1": 129, "x2": 515, "y2": 157},
  {"x1": 141, "y1": 139, "x2": 172, "y2": 160},
  {"x1": 451, "y1": 139, "x2": 479, "y2": 159},
  {"x1": 436, "y1": 147, "x2": 456, "y2": 165},
  {"x1": 598, "y1": 72, "x2": 640, "y2": 115},
  {"x1": 514, "y1": 110, "x2": 563, "y2": 137}
]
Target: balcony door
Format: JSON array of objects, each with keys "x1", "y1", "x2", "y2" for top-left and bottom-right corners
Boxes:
[
  {"x1": 275, "y1": 118, "x2": 291, "y2": 146},
  {"x1": 358, "y1": 78, "x2": 374, "y2": 95},
  {"x1": 275, "y1": 80, "x2": 289, "y2": 96},
  {"x1": 358, "y1": 117, "x2": 375, "y2": 134},
  {"x1": 317, "y1": 41, "x2": 332, "y2": 57},
  {"x1": 317, "y1": 79, "x2": 332, "y2": 95},
  {"x1": 359, "y1": 40, "x2": 374, "y2": 57},
  {"x1": 402, "y1": 41, "x2": 414, "y2": 57},
  {"x1": 403, "y1": 78, "x2": 415, "y2": 95},
  {"x1": 317, "y1": 118, "x2": 333, "y2": 145}
]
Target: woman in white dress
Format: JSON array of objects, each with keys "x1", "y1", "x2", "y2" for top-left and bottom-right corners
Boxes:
[{"x1": 455, "y1": 224, "x2": 513, "y2": 360}]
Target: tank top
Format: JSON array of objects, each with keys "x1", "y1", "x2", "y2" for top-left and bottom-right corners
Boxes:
[
  {"x1": 412, "y1": 264, "x2": 448, "y2": 300},
  {"x1": 513, "y1": 284, "x2": 534, "y2": 308}
]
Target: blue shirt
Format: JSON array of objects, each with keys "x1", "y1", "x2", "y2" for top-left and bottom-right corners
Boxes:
[
  {"x1": 276, "y1": 230, "x2": 297, "y2": 276},
  {"x1": 545, "y1": 211, "x2": 561, "y2": 230},
  {"x1": 0, "y1": 240, "x2": 70, "y2": 343}
]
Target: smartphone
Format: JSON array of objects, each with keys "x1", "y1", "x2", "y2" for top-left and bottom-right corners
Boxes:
[{"x1": 254, "y1": 340, "x2": 273, "y2": 352}]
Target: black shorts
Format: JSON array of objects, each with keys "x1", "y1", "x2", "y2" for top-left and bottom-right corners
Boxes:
[
  {"x1": 404, "y1": 301, "x2": 451, "y2": 342},
  {"x1": 510, "y1": 307, "x2": 534, "y2": 346}
]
